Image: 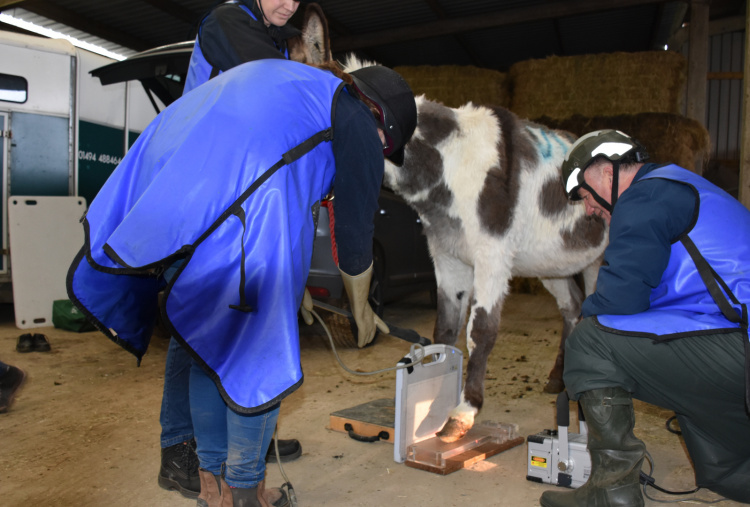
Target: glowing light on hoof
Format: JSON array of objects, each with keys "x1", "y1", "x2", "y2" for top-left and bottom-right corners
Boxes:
[{"x1": 437, "y1": 417, "x2": 471, "y2": 443}]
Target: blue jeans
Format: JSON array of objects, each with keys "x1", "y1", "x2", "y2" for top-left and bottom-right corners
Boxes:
[
  {"x1": 159, "y1": 337, "x2": 194, "y2": 447},
  {"x1": 189, "y1": 361, "x2": 279, "y2": 488}
]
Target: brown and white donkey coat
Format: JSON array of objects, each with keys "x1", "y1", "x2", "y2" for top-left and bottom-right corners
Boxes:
[
  {"x1": 293, "y1": 6, "x2": 608, "y2": 443},
  {"x1": 343, "y1": 56, "x2": 608, "y2": 442}
]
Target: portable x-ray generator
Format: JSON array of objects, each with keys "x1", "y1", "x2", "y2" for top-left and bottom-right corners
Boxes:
[{"x1": 526, "y1": 391, "x2": 592, "y2": 488}]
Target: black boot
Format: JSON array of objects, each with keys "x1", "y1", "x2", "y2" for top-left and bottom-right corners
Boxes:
[
  {"x1": 540, "y1": 387, "x2": 646, "y2": 507},
  {"x1": 0, "y1": 365, "x2": 26, "y2": 413},
  {"x1": 158, "y1": 439, "x2": 201, "y2": 498},
  {"x1": 227, "y1": 478, "x2": 289, "y2": 507},
  {"x1": 265, "y1": 438, "x2": 302, "y2": 463}
]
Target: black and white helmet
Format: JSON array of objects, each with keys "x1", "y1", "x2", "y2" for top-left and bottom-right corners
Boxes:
[{"x1": 562, "y1": 129, "x2": 648, "y2": 201}]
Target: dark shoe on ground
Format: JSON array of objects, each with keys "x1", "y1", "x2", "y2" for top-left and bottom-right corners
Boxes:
[
  {"x1": 158, "y1": 439, "x2": 200, "y2": 499},
  {"x1": 16, "y1": 334, "x2": 33, "y2": 353},
  {"x1": 227, "y1": 478, "x2": 289, "y2": 507},
  {"x1": 32, "y1": 334, "x2": 51, "y2": 352},
  {"x1": 265, "y1": 438, "x2": 301, "y2": 463},
  {"x1": 0, "y1": 365, "x2": 27, "y2": 413}
]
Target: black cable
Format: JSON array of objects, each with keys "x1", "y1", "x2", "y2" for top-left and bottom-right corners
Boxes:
[
  {"x1": 638, "y1": 451, "x2": 736, "y2": 504},
  {"x1": 640, "y1": 471, "x2": 700, "y2": 495}
]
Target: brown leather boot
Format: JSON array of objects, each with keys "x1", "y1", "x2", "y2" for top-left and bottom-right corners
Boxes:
[
  {"x1": 218, "y1": 477, "x2": 234, "y2": 507},
  {"x1": 197, "y1": 469, "x2": 222, "y2": 507}
]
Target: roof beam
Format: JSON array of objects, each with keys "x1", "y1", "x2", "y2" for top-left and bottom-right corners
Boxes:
[
  {"x1": 139, "y1": 0, "x2": 199, "y2": 25},
  {"x1": 0, "y1": 0, "x2": 25, "y2": 8},
  {"x1": 5, "y1": 0, "x2": 153, "y2": 51},
  {"x1": 332, "y1": 0, "x2": 672, "y2": 52},
  {"x1": 421, "y1": 0, "x2": 484, "y2": 67}
]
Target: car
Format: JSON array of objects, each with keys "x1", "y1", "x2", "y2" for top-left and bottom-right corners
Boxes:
[
  {"x1": 306, "y1": 188, "x2": 436, "y2": 346},
  {"x1": 91, "y1": 42, "x2": 437, "y2": 347}
]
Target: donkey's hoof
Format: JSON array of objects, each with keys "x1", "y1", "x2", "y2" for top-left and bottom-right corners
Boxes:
[
  {"x1": 543, "y1": 378, "x2": 565, "y2": 394},
  {"x1": 436, "y1": 417, "x2": 471, "y2": 443}
]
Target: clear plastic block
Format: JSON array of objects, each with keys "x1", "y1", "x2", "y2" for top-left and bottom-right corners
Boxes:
[{"x1": 406, "y1": 421, "x2": 519, "y2": 468}]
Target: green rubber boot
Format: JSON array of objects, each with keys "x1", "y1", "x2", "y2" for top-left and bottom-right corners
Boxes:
[{"x1": 540, "y1": 387, "x2": 646, "y2": 507}]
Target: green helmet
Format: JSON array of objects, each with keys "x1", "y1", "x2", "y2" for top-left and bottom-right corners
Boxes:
[{"x1": 561, "y1": 129, "x2": 648, "y2": 201}]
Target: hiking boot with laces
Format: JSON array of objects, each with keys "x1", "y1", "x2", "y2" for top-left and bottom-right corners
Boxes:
[{"x1": 158, "y1": 439, "x2": 200, "y2": 498}]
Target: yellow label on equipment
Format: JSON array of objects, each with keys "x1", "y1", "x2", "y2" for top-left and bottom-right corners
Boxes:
[{"x1": 530, "y1": 456, "x2": 548, "y2": 468}]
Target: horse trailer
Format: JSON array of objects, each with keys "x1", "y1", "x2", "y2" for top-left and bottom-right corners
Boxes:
[{"x1": 0, "y1": 31, "x2": 162, "y2": 301}]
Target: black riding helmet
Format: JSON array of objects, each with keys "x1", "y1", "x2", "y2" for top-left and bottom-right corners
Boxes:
[
  {"x1": 349, "y1": 66, "x2": 417, "y2": 166},
  {"x1": 561, "y1": 129, "x2": 648, "y2": 212}
]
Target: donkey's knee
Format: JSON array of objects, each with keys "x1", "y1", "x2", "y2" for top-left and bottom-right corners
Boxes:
[{"x1": 433, "y1": 287, "x2": 467, "y2": 345}]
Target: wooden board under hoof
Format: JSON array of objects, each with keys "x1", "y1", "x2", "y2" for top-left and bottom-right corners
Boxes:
[
  {"x1": 329, "y1": 398, "x2": 395, "y2": 444},
  {"x1": 405, "y1": 435, "x2": 525, "y2": 475}
]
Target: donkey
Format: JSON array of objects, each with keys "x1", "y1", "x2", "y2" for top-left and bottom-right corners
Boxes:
[
  {"x1": 292, "y1": 8, "x2": 608, "y2": 442},
  {"x1": 342, "y1": 56, "x2": 608, "y2": 442}
]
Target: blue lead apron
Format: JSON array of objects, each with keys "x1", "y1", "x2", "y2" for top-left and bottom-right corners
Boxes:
[
  {"x1": 595, "y1": 165, "x2": 750, "y2": 407},
  {"x1": 68, "y1": 60, "x2": 345, "y2": 412},
  {"x1": 184, "y1": 1, "x2": 288, "y2": 94}
]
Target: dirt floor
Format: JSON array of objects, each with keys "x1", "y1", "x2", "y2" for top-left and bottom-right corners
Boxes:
[{"x1": 0, "y1": 290, "x2": 747, "y2": 506}]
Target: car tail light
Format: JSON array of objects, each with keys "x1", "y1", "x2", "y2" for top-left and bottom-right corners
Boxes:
[{"x1": 306, "y1": 286, "x2": 330, "y2": 298}]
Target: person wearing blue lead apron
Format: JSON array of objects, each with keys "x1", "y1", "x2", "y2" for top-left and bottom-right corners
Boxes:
[
  {"x1": 159, "y1": 0, "x2": 311, "y2": 498},
  {"x1": 538, "y1": 129, "x2": 750, "y2": 507},
  {"x1": 184, "y1": 0, "x2": 306, "y2": 94},
  {"x1": 67, "y1": 60, "x2": 417, "y2": 507}
]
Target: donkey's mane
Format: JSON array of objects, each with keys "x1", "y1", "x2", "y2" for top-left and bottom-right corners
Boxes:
[{"x1": 340, "y1": 54, "x2": 380, "y2": 74}]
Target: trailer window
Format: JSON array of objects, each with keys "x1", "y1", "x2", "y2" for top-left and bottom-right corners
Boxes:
[{"x1": 0, "y1": 73, "x2": 28, "y2": 103}]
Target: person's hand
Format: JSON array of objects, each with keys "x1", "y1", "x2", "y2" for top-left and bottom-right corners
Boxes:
[
  {"x1": 339, "y1": 264, "x2": 389, "y2": 347},
  {"x1": 299, "y1": 288, "x2": 314, "y2": 325}
]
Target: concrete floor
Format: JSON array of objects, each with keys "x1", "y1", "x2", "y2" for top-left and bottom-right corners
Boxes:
[{"x1": 0, "y1": 291, "x2": 747, "y2": 506}]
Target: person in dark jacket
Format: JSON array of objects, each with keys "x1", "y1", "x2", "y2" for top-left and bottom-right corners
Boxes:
[
  {"x1": 183, "y1": 0, "x2": 306, "y2": 94},
  {"x1": 158, "y1": 0, "x2": 310, "y2": 498},
  {"x1": 540, "y1": 129, "x2": 750, "y2": 507},
  {"x1": 67, "y1": 60, "x2": 417, "y2": 507}
]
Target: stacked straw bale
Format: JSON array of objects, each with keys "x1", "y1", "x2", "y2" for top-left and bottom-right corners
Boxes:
[
  {"x1": 393, "y1": 65, "x2": 510, "y2": 108},
  {"x1": 534, "y1": 113, "x2": 710, "y2": 173},
  {"x1": 509, "y1": 51, "x2": 687, "y2": 120}
]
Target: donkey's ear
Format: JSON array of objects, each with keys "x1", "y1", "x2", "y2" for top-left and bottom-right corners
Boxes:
[{"x1": 289, "y1": 3, "x2": 331, "y2": 64}]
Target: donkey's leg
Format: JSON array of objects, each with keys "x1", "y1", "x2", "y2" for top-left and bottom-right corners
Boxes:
[
  {"x1": 437, "y1": 269, "x2": 508, "y2": 443},
  {"x1": 581, "y1": 256, "x2": 602, "y2": 296},
  {"x1": 432, "y1": 253, "x2": 473, "y2": 347},
  {"x1": 539, "y1": 276, "x2": 584, "y2": 394}
]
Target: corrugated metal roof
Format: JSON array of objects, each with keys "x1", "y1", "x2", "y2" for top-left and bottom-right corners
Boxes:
[{"x1": 0, "y1": 0, "x2": 745, "y2": 71}]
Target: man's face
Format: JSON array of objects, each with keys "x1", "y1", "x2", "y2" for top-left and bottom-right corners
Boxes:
[
  {"x1": 259, "y1": 0, "x2": 300, "y2": 27},
  {"x1": 579, "y1": 163, "x2": 613, "y2": 224}
]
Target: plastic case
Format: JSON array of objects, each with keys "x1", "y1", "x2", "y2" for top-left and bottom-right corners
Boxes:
[{"x1": 393, "y1": 344, "x2": 462, "y2": 463}]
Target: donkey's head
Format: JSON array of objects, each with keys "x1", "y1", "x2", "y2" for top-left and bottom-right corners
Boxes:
[
  {"x1": 288, "y1": 3, "x2": 331, "y2": 65},
  {"x1": 288, "y1": 4, "x2": 352, "y2": 82}
]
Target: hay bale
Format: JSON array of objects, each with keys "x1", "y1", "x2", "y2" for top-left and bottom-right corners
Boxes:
[
  {"x1": 534, "y1": 112, "x2": 710, "y2": 173},
  {"x1": 394, "y1": 65, "x2": 509, "y2": 108},
  {"x1": 510, "y1": 52, "x2": 687, "y2": 120},
  {"x1": 509, "y1": 277, "x2": 546, "y2": 295}
]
